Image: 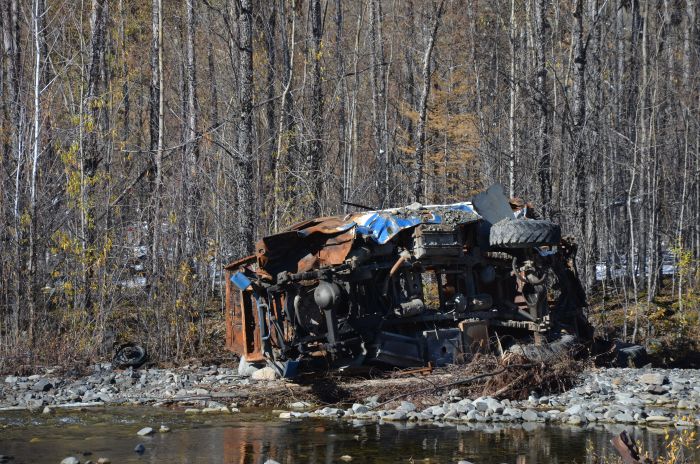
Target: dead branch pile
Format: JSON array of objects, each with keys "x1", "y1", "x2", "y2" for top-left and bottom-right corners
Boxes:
[{"x1": 237, "y1": 349, "x2": 591, "y2": 410}]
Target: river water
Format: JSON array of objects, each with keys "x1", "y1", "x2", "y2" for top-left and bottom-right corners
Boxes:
[{"x1": 0, "y1": 407, "x2": 673, "y2": 463}]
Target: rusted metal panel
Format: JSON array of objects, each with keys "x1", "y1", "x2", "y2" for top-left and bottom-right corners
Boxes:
[{"x1": 224, "y1": 256, "x2": 264, "y2": 361}]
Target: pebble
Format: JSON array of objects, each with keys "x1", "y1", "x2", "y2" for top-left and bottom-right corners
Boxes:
[
  {"x1": 137, "y1": 427, "x2": 154, "y2": 436},
  {"x1": 60, "y1": 458, "x2": 80, "y2": 464}
]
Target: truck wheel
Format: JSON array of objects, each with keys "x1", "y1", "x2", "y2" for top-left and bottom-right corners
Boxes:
[
  {"x1": 489, "y1": 219, "x2": 561, "y2": 248},
  {"x1": 112, "y1": 343, "x2": 148, "y2": 369}
]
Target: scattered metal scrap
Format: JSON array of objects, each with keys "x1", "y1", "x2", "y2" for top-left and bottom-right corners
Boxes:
[{"x1": 224, "y1": 184, "x2": 593, "y2": 377}]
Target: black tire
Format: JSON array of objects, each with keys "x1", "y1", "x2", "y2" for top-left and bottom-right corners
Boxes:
[
  {"x1": 112, "y1": 343, "x2": 148, "y2": 369},
  {"x1": 489, "y1": 219, "x2": 561, "y2": 248}
]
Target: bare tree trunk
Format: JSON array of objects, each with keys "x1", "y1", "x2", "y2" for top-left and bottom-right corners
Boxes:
[
  {"x1": 346, "y1": 3, "x2": 365, "y2": 208},
  {"x1": 150, "y1": 0, "x2": 163, "y2": 278},
  {"x1": 263, "y1": 4, "x2": 276, "y2": 228},
  {"x1": 184, "y1": 0, "x2": 198, "y2": 258},
  {"x1": 3, "y1": 0, "x2": 22, "y2": 341},
  {"x1": 309, "y1": 0, "x2": 323, "y2": 215},
  {"x1": 335, "y1": 0, "x2": 348, "y2": 209},
  {"x1": 119, "y1": 0, "x2": 129, "y2": 140},
  {"x1": 27, "y1": 0, "x2": 45, "y2": 344},
  {"x1": 572, "y1": 0, "x2": 591, "y2": 290},
  {"x1": 534, "y1": 0, "x2": 552, "y2": 216},
  {"x1": 273, "y1": 0, "x2": 296, "y2": 232},
  {"x1": 238, "y1": 0, "x2": 254, "y2": 254},
  {"x1": 631, "y1": 0, "x2": 649, "y2": 343},
  {"x1": 82, "y1": 0, "x2": 107, "y2": 314},
  {"x1": 369, "y1": 0, "x2": 387, "y2": 203},
  {"x1": 508, "y1": 0, "x2": 517, "y2": 197},
  {"x1": 413, "y1": 0, "x2": 445, "y2": 203},
  {"x1": 683, "y1": 0, "x2": 696, "y2": 88}
]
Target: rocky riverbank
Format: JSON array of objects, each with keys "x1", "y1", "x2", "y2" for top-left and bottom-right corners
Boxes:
[
  {"x1": 2, "y1": 365, "x2": 700, "y2": 430},
  {"x1": 283, "y1": 368, "x2": 700, "y2": 429}
]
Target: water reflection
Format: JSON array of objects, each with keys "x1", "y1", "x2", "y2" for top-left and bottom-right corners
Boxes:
[
  {"x1": 217, "y1": 420, "x2": 671, "y2": 464},
  {"x1": 0, "y1": 409, "x2": 677, "y2": 464}
]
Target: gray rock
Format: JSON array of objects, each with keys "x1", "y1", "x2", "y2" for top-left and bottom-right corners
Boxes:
[
  {"x1": 289, "y1": 401, "x2": 311, "y2": 410},
  {"x1": 677, "y1": 399, "x2": 694, "y2": 409},
  {"x1": 352, "y1": 403, "x2": 369, "y2": 414},
  {"x1": 647, "y1": 385, "x2": 667, "y2": 395},
  {"x1": 398, "y1": 401, "x2": 416, "y2": 412},
  {"x1": 465, "y1": 410, "x2": 480, "y2": 421},
  {"x1": 614, "y1": 413, "x2": 635, "y2": 423},
  {"x1": 565, "y1": 404, "x2": 584, "y2": 415},
  {"x1": 251, "y1": 367, "x2": 278, "y2": 381},
  {"x1": 646, "y1": 414, "x2": 671, "y2": 422},
  {"x1": 137, "y1": 427, "x2": 154, "y2": 436},
  {"x1": 26, "y1": 398, "x2": 44, "y2": 411},
  {"x1": 522, "y1": 410, "x2": 539, "y2": 422},
  {"x1": 503, "y1": 408, "x2": 522, "y2": 419},
  {"x1": 237, "y1": 356, "x2": 261, "y2": 377},
  {"x1": 474, "y1": 401, "x2": 489, "y2": 412},
  {"x1": 264, "y1": 460, "x2": 281, "y2": 464},
  {"x1": 32, "y1": 379, "x2": 52, "y2": 392},
  {"x1": 134, "y1": 444, "x2": 145, "y2": 454},
  {"x1": 639, "y1": 373, "x2": 668, "y2": 386},
  {"x1": 60, "y1": 458, "x2": 80, "y2": 464},
  {"x1": 443, "y1": 410, "x2": 458, "y2": 420},
  {"x1": 485, "y1": 398, "x2": 503, "y2": 414}
]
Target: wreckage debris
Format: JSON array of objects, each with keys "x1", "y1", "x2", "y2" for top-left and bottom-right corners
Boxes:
[{"x1": 224, "y1": 184, "x2": 594, "y2": 377}]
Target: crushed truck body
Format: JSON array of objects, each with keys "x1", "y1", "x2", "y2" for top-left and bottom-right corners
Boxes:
[{"x1": 224, "y1": 185, "x2": 593, "y2": 377}]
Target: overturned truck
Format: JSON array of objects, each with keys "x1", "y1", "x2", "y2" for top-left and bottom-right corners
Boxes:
[{"x1": 225, "y1": 185, "x2": 593, "y2": 377}]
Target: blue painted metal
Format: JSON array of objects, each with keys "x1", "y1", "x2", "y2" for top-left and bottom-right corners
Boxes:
[
  {"x1": 230, "y1": 272, "x2": 252, "y2": 291},
  {"x1": 352, "y1": 202, "x2": 480, "y2": 244},
  {"x1": 281, "y1": 360, "x2": 300, "y2": 378}
]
